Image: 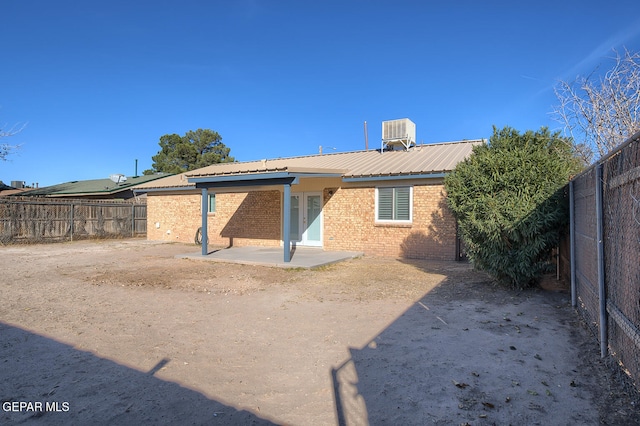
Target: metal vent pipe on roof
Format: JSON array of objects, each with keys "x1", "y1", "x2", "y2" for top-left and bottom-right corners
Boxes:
[{"x1": 364, "y1": 121, "x2": 369, "y2": 151}]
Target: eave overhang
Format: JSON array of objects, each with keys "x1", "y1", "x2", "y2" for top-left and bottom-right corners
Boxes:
[
  {"x1": 187, "y1": 170, "x2": 345, "y2": 189},
  {"x1": 135, "y1": 170, "x2": 450, "y2": 192}
]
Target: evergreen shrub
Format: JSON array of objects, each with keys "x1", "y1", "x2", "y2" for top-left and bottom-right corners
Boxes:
[{"x1": 445, "y1": 126, "x2": 582, "y2": 289}]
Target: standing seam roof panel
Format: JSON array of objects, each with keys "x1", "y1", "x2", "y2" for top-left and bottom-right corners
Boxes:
[{"x1": 133, "y1": 140, "x2": 484, "y2": 189}]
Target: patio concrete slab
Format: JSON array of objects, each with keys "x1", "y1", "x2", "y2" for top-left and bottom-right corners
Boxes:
[{"x1": 176, "y1": 246, "x2": 364, "y2": 269}]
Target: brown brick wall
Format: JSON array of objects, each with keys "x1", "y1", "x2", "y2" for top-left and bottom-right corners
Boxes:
[
  {"x1": 217, "y1": 191, "x2": 281, "y2": 247},
  {"x1": 147, "y1": 183, "x2": 457, "y2": 260},
  {"x1": 147, "y1": 192, "x2": 202, "y2": 243},
  {"x1": 323, "y1": 184, "x2": 457, "y2": 260},
  {"x1": 147, "y1": 190, "x2": 281, "y2": 246}
]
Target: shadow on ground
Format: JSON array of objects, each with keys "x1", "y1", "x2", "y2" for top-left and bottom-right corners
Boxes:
[
  {"x1": 331, "y1": 260, "x2": 603, "y2": 425},
  {"x1": 0, "y1": 322, "x2": 276, "y2": 425}
]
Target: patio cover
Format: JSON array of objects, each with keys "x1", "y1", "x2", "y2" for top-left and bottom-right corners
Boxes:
[{"x1": 187, "y1": 167, "x2": 347, "y2": 261}]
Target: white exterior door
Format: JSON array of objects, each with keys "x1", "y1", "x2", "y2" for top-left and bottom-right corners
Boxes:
[{"x1": 289, "y1": 192, "x2": 322, "y2": 247}]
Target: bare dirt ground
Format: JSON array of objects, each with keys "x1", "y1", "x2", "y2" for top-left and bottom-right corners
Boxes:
[{"x1": 1, "y1": 239, "x2": 639, "y2": 425}]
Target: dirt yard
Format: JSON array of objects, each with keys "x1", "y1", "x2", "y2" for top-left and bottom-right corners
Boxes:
[{"x1": 1, "y1": 239, "x2": 639, "y2": 425}]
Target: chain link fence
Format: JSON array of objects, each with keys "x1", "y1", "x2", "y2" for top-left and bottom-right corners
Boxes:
[
  {"x1": 571, "y1": 166, "x2": 600, "y2": 336},
  {"x1": 0, "y1": 197, "x2": 146, "y2": 244},
  {"x1": 603, "y1": 132, "x2": 640, "y2": 387},
  {"x1": 568, "y1": 130, "x2": 640, "y2": 390}
]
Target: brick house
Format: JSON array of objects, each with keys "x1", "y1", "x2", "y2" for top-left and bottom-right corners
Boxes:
[{"x1": 134, "y1": 139, "x2": 482, "y2": 262}]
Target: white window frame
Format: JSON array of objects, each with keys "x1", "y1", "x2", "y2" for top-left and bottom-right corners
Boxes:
[
  {"x1": 207, "y1": 193, "x2": 216, "y2": 213},
  {"x1": 375, "y1": 186, "x2": 413, "y2": 224}
]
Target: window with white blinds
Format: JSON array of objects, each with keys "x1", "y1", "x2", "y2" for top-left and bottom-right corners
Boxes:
[{"x1": 375, "y1": 186, "x2": 412, "y2": 222}]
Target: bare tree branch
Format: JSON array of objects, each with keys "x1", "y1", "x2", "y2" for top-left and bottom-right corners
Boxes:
[
  {"x1": 0, "y1": 122, "x2": 26, "y2": 161},
  {"x1": 552, "y1": 48, "x2": 640, "y2": 163}
]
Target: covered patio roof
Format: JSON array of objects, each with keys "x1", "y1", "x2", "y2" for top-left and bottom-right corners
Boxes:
[
  {"x1": 187, "y1": 169, "x2": 348, "y2": 261},
  {"x1": 187, "y1": 168, "x2": 347, "y2": 188}
]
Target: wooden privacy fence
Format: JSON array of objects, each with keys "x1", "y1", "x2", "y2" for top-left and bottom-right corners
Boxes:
[
  {"x1": 0, "y1": 197, "x2": 146, "y2": 244},
  {"x1": 566, "y1": 130, "x2": 640, "y2": 389}
]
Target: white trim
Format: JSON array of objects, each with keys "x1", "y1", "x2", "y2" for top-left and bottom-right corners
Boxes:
[
  {"x1": 289, "y1": 191, "x2": 323, "y2": 247},
  {"x1": 303, "y1": 192, "x2": 323, "y2": 247},
  {"x1": 375, "y1": 185, "x2": 413, "y2": 224},
  {"x1": 207, "y1": 192, "x2": 216, "y2": 213}
]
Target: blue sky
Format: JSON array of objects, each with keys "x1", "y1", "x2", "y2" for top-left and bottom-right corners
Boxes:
[{"x1": 2, "y1": 0, "x2": 640, "y2": 187}]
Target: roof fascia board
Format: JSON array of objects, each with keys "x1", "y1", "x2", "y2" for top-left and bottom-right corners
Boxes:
[
  {"x1": 188, "y1": 172, "x2": 294, "y2": 184},
  {"x1": 342, "y1": 172, "x2": 448, "y2": 182},
  {"x1": 188, "y1": 171, "x2": 343, "y2": 188},
  {"x1": 194, "y1": 176, "x2": 298, "y2": 189},
  {"x1": 188, "y1": 170, "x2": 344, "y2": 181}
]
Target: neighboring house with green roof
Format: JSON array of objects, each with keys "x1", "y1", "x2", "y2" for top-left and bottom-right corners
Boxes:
[
  {"x1": 18, "y1": 174, "x2": 170, "y2": 200},
  {"x1": 0, "y1": 181, "x2": 32, "y2": 196}
]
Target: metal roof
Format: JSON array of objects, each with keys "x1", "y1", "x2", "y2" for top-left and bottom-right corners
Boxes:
[{"x1": 134, "y1": 140, "x2": 483, "y2": 190}]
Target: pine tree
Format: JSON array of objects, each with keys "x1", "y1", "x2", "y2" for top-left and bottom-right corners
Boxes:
[{"x1": 144, "y1": 129, "x2": 234, "y2": 175}]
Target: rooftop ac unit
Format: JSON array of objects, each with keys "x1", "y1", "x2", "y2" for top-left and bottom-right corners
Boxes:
[
  {"x1": 382, "y1": 118, "x2": 416, "y2": 151},
  {"x1": 109, "y1": 174, "x2": 127, "y2": 184}
]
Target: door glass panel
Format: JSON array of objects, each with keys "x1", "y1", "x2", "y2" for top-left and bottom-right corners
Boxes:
[
  {"x1": 290, "y1": 195, "x2": 300, "y2": 240},
  {"x1": 306, "y1": 195, "x2": 321, "y2": 242}
]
